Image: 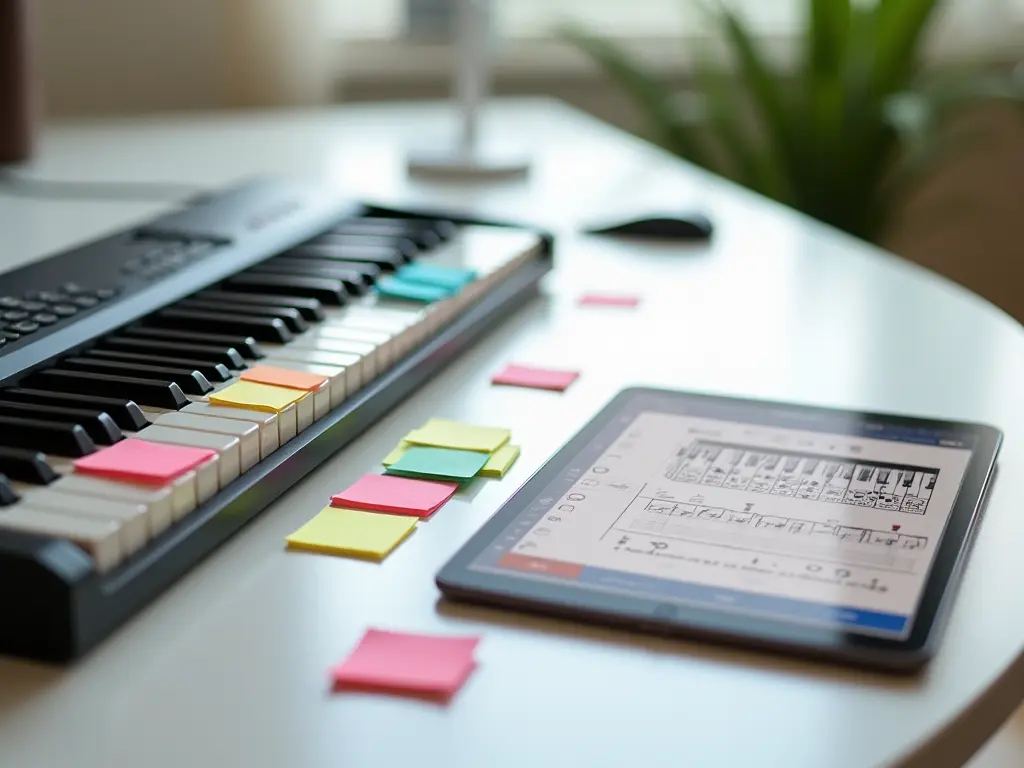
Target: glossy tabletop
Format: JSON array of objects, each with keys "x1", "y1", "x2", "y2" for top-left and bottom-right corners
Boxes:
[{"x1": 1, "y1": 98, "x2": 1022, "y2": 768}]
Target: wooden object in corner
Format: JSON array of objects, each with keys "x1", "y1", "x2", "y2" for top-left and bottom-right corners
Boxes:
[{"x1": 0, "y1": 0, "x2": 36, "y2": 164}]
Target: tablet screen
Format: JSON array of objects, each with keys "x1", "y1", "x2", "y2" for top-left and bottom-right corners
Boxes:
[{"x1": 468, "y1": 395, "x2": 976, "y2": 639}]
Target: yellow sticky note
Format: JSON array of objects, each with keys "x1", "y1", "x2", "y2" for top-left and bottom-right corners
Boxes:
[
  {"x1": 285, "y1": 506, "x2": 417, "y2": 561},
  {"x1": 210, "y1": 380, "x2": 307, "y2": 413},
  {"x1": 381, "y1": 440, "x2": 412, "y2": 467},
  {"x1": 405, "y1": 418, "x2": 510, "y2": 453},
  {"x1": 480, "y1": 444, "x2": 520, "y2": 478}
]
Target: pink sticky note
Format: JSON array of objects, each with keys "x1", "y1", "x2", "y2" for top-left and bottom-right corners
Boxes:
[
  {"x1": 491, "y1": 364, "x2": 580, "y2": 392},
  {"x1": 578, "y1": 293, "x2": 640, "y2": 308},
  {"x1": 331, "y1": 628, "x2": 480, "y2": 699},
  {"x1": 331, "y1": 473, "x2": 458, "y2": 518},
  {"x1": 73, "y1": 438, "x2": 216, "y2": 485}
]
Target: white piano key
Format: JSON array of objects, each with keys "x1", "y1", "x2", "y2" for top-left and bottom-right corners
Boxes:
[
  {"x1": 0, "y1": 505, "x2": 123, "y2": 573},
  {"x1": 168, "y1": 471, "x2": 200, "y2": 520},
  {"x1": 22, "y1": 490, "x2": 149, "y2": 557},
  {"x1": 182, "y1": 402, "x2": 280, "y2": 458},
  {"x1": 286, "y1": 336, "x2": 378, "y2": 381},
  {"x1": 194, "y1": 458, "x2": 220, "y2": 504},
  {"x1": 312, "y1": 325, "x2": 395, "y2": 369},
  {"x1": 51, "y1": 474, "x2": 174, "y2": 537},
  {"x1": 294, "y1": 392, "x2": 314, "y2": 432},
  {"x1": 134, "y1": 425, "x2": 240, "y2": 489},
  {"x1": 309, "y1": 380, "x2": 331, "y2": 421},
  {"x1": 277, "y1": 363, "x2": 346, "y2": 408},
  {"x1": 154, "y1": 412, "x2": 262, "y2": 473}
]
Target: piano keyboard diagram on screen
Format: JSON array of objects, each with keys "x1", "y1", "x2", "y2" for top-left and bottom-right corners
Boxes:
[{"x1": 665, "y1": 441, "x2": 939, "y2": 515}]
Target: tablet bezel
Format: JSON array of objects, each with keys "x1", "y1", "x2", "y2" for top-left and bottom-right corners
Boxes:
[{"x1": 435, "y1": 387, "x2": 1002, "y2": 672}]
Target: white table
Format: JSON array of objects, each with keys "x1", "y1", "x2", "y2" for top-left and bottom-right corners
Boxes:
[{"x1": 1, "y1": 98, "x2": 1022, "y2": 768}]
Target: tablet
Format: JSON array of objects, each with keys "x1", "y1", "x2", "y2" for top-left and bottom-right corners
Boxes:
[{"x1": 436, "y1": 388, "x2": 1002, "y2": 671}]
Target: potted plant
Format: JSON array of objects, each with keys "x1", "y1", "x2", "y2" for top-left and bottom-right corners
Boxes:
[{"x1": 561, "y1": 0, "x2": 1023, "y2": 242}]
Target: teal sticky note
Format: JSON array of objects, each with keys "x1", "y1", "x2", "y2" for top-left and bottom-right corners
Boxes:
[
  {"x1": 397, "y1": 264, "x2": 477, "y2": 292},
  {"x1": 376, "y1": 277, "x2": 451, "y2": 303},
  {"x1": 385, "y1": 445, "x2": 489, "y2": 482}
]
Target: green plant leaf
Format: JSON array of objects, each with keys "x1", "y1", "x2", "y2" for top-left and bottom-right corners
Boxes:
[
  {"x1": 694, "y1": 0, "x2": 802, "y2": 203},
  {"x1": 808, "y1": 0, "x2": 851, "y2": 77},
  {"x1": 557, "y1": 24, "x2": 712, "y2": 167},
  {"x1": 871, "y1": 0, "x2": 943, "y2": 97}
]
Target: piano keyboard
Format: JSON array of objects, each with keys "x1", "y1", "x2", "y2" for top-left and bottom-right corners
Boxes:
[{"x1": 0, "y1": 177, "x2": 552, "y2": 662}]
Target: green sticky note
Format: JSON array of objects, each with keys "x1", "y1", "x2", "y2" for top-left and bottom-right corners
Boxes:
[
  {"x1": 397, "y1": 264, "x2": 477, "y2": 291},
  {"x1": 376, "y1": 276, "x2": 451, "y2": 303},
  {"x1": 386, "y1": 445, "x2": 489, "y2": 483}
]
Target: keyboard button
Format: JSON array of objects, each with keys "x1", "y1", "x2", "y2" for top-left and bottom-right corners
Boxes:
[
  {"x1": 175, "y1": 299, "x2": 309, "y2": 334},
  {"x1": 32, "y1": 313, "x2": 59, "y2": 325},
  {"x1": 1, "y1": 310, "x2": 28, "y2": 322},
  {"x1": 0, "y1": 388, "x2": 149, "y2": 431},
  {"x1": 0, "y1": 475, "x2": 18, "y2": 506},
  {"x1": 0, "y1": 296, "x2": 21, "y2": 309},
  {"x1": 19, "y1": 301, "x2": 46, "y2": 312},
  {"x1": 154, "y1": 413, "x2": 261, "y2": 472},
  {"x1": 57, "y1": 357, "x2": 214, "y2": 396},
  {"x1": 0, "y1": 447, "x2": 59, "y2": 484},
  {"x1": 131, "y1": 425, "x2": 241, "y2": 488},
  {"x1": 36, "y1": 291, "x2": 67, "y2": 304},
  {"x1": 60, "y1": 282, "x2": 87, "y2": 295},
  {"x1": 181, "y1": 402, "x2": 281, "y2": 458},
  {"x1": 0, "y1": 401, "x2": 122, "y2": 445},
  {"x1": 0, "y1": 505, "x2": 123, "y2": 573},
  {"x1": 0, "y1": 330, "x2": 20, "y2": 342},
  {"x1": 287, "y1": 244, "x2": 405, "y2": 271},
  {"x1": 249, "y1": 261, "x2": 372, "y2": 294},
  {"x1": 24, "y1": 491, "x2": 149, "y2": 558},
  {"x1": 24, "y1": 370, "x2": 189, "y2": 410},
  {"x1": 224, "y1": 274, "x2": 350, "y2": 306},
  {"x1": 71, "y1": 296, "x2": 99, "y2": 309},
  {"x1": 94, "y1": 288, "x2": 119, "y2": 301},
  {"x1": 150, "y1": 309, "x2": 293, "y2": 344},
  {"x1": 101, "y1": 336, "x2": 248, "y2": 369},
  {"x1": 195, "y1": 291, "x2": 326, "y2": 322},
  {"x1": 10, "y1": 321, "x2": 40, "y2": 334},
  {"x1": 0, "y1": 337, "x2": 5, "y2": 351},
  {"x1": 0, "y1": 415, "x2": 97, "y2": 457},
  {"x1": 86, "y1": 349, "x2": 232, "y2": 382},
  {"x1": 49, "y1": 475, "x2": 174, "y2": 537},
  {"x1": 51, "y1": 304, "x2": 79, "y2": 317}
]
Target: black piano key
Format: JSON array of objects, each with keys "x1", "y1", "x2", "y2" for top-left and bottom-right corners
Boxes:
[
  {"x1": 223, "y1": 273, "x2": 350, "y2": 306},
  {"x1": 194, "y1": 291, "x2": 325, "y2": 322},
  {"x1": 0, "y1": 415, "x2": 96, "y2": 458},
  {"x1": 267, "y1": 253, "x2": 383, "y2": 282},
  {"x1": 308, "y1": 234, "x2": 419, "y2": 260},
  {"x1": 86, "y1": 349, "x2": 232, "y2": 383},
  {"x1": 248, "y1": 259, "x2": 373, "y2": 294},
  {"x1": 330, "y1": 218, "x2": 451, "y2": 249},
  {"x1": 352, "y1": 215, "x2": 457, "y2": 241},
  {"x1": 0, "y1": 388, "x2": 149, "y2": 431},
  {"x1": 149, "y1": 309, "x2": 293, "y2": 344},
  {"x1": 120, "y1": 327, "x2": 262, "y2": 361},
  {"x1": 284, "y1": 244, "x2": 406, "y2": 272},
  {"x1": 24, "y1": 370, "x2": 189, "y2": 410},
  {"x1": 175, "y1": 298, "x2": 309, "y2": 334},
  {"x1": 56, "y1": 357, "x2": 214, "y2": 396},
  {"x1": 103, "y1": 336, "x2": 249, "y2": 368},
  {"x1": 0, "y1": 447, "x2": 58, "y2": 485},
  {"x1": 0, "y1": 401, "x2": 122, "y2": 445},
  {"x1": 0, "y1": 474, "x2": 18, "y2": 506}
]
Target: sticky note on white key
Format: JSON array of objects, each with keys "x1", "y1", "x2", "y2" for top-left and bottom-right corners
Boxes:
[
  {"x1": 53, "y1": 474, "x2": 175, "y2": 537},
  {"x1": 0, "y1": 506, "x2": 123, "y2": 573},
  {"x1": 154, "y1": 412, "x2": 261, "y2": 473},
  {"x1": 134, "y1": 426, "x2": 241, "y2": 488}
]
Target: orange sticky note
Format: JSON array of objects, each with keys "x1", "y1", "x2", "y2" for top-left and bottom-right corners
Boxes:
[
  {"x1": 73, "y1": 439, "x2": 216, "y2": 485},
  {"x1": 331, "y1": 628, "x2": 480, "y2": 699},
  {"x1": 331, "y1": 473, "x2": 457, "y2": 518},
  {"x1": 240, "y1": 365, "x2": 328, "y2": 391}
]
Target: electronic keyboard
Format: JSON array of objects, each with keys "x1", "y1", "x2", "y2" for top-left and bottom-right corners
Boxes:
[{"x1": 0, "y1": 176, "x2": 552, "y2": 663}]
